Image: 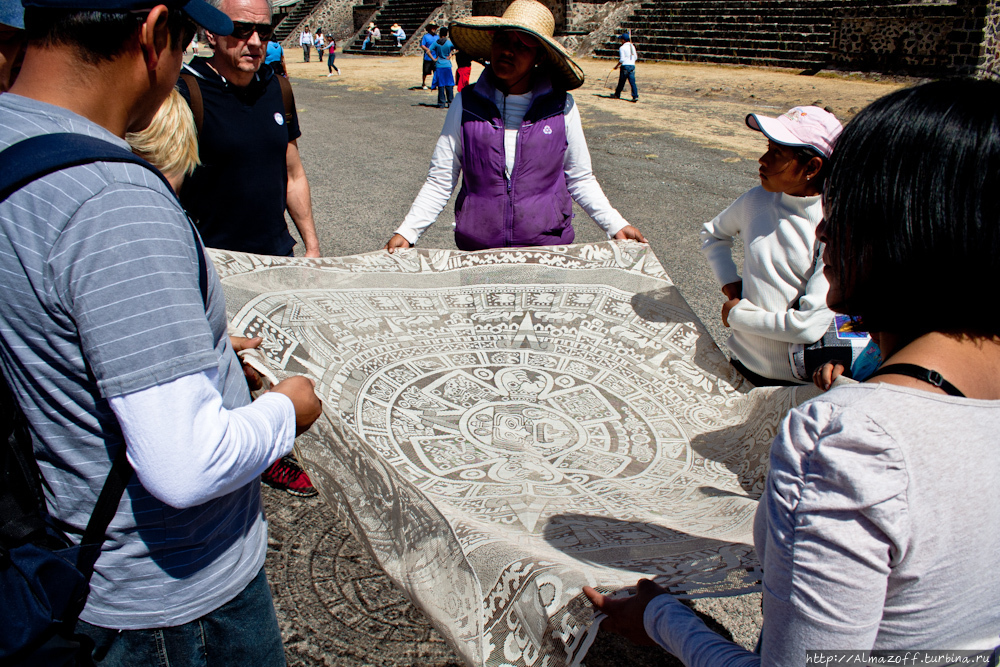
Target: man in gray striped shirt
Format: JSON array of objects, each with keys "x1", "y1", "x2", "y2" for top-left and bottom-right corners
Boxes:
[{"x1": 0, "y1": 0, "x2": 320, "y2": 663}]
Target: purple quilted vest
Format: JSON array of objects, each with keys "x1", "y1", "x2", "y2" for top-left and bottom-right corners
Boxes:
[{"x1": 454, "y1": 71, "x2": 574, "y2": 250}]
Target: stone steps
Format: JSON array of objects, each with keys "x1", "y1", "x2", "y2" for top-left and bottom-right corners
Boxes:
[
  {"x1": 595, "y1": 0, "x2": 847, "y2": 68},
  {"x1": 343, "y1": 0, "x2": 443, "y2": 55},
  {"x1": 631, "y1": 32, "x2": 831, "y2": 45},
  {"x1": 594, "y1": 47, "x2": 829, "y2": 69},
  {"x1": 274, "y1": 0, "x2": 326, "y2": 43}
]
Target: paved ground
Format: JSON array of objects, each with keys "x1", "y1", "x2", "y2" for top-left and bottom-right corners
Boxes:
[{"x1": 256, "y1": 53, "x2": 904, "y2": 666}]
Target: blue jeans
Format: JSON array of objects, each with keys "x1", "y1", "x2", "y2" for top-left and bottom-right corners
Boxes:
[
  {"x1": 75, "y1": 567, "x2": 285, "y2": 667},
  {"x1": 615, "y1": 64, "x2": 638, "y2": 99},
  {"x1": 437, "y1": 85, "x2": 454, "y2": 107}
]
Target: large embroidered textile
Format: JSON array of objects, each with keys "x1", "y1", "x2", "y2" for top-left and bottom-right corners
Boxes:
[{"x1": 211, "y1": 242, "x2": 819, "y2": 667}]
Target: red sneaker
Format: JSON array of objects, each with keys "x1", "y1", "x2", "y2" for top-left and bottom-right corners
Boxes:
[{"x1": 262, "y1": 455, "x2": 318, "y2": 497}]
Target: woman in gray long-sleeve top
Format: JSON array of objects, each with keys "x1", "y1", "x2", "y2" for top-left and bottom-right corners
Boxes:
[{"x1": 584, "y1": 77, "x2": 1000, "y2": 666}]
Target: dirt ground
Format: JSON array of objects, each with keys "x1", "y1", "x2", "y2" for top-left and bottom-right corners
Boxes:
[{"x1": 285, "y1": 53, "x2": 908, "y2": 160}]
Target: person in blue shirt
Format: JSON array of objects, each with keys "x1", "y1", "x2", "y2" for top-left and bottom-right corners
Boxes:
[
  {"x1": 420, "y1": 24, "x2": 438, "y2": 89},
  {"x1": 264, "y1": 38, "x2": 285, "y2": 76},
  {"x1": 431, "y1": 26, "x2": 455, "y2": 108}
]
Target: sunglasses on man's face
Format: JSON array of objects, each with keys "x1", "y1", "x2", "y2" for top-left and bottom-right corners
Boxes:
[{"x1": 230, "y1": 21, "x2": 274, "y2": 41}]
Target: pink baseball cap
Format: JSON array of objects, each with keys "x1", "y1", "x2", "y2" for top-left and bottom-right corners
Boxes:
[{"x1": 745, "y1": 106, "x2": 843, "y2": 158}]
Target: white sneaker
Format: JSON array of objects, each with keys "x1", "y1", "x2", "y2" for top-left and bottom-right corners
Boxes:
[
  {"x1": 327, "y1": 73, "x2": 334, "y2": 77},
  {"x1": 422, "y1": 85, "x2": 429, "y2": 90}
]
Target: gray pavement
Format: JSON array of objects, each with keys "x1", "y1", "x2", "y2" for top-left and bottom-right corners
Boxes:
[{"x1": 268, "y1": 54, "x2": 761, "y2": 666}]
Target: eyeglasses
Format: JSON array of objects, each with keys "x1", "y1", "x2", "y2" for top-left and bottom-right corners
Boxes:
[{"x1": 230, "y1": 21, "x2": 274, "y2": 41}]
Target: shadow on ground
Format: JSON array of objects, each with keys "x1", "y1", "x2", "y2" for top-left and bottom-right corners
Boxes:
[{"x1": 264, "y1": 486, "x2": 738, "y2": 666}]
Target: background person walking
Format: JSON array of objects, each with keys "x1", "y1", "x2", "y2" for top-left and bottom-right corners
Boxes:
[
  {"x1": 300, "y1": 25, "x2": 312, "y2": 61},
  {"x1": 613, "y1": 31, "x2": 638, "y2": 102},
  {"x1": 327, "y1": 35, "x2": 340, "y2": 75},
  {"x1": 315, "y1": 28, "x2": 326, "y2": 60}
]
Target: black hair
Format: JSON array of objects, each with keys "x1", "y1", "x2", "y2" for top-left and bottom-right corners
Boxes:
[
  {"x1": 823, "y1": 77, "x2": 1000, "y2": 338},
  {"x1": 24, "y1": 6, "x2": 195, "y2": 65},
  {"x1": 788, "y1": 145, "x2": 830, "y2": 188},
  {"x1": 438, "y1": 26, "x2": 448, "y2": 38}
]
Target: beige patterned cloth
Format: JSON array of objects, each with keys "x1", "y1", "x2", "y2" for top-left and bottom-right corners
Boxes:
[{"x1": 211, "y1": 242, "x2": 820, "y2": 667}]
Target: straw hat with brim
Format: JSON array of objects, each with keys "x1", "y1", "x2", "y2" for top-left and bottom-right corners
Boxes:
[{"x1": 450, "y1": 0, "x2": 584, "y2": 91}]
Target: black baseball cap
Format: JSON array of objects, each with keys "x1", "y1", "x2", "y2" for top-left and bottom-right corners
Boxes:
[{"x1": 21, "y1": 0, "x2": 233, "y2": 34}]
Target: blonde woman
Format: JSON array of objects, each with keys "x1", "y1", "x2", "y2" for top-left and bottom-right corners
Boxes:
[{"x1": 126, "y1": 88, "x2": 200, "y2": 193}]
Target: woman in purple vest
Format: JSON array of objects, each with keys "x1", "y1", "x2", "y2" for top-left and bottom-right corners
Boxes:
[{"x1": 385, "y1": 0, "x2": 646, "y2": 252}]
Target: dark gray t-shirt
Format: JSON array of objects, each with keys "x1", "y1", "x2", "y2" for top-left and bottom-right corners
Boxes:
[{"x1": 0, "y1": 94, "x2": 266, "y2": 628}]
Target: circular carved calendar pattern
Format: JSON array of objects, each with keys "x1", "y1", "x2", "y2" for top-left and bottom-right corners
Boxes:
[{"x1": 215, "y1": 244, "x2": 817, "y2": 667}]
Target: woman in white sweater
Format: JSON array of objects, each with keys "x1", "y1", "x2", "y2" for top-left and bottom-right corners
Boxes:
[
  {"x1": 585, "y1": 76, "x2": 1000, "y2": 667},
  {"x1": 701, "y1": 106, "x2": 843, "y2": 385},
  {"x1": 383, "y1": 0, "x2": 645, "y2": 253}
]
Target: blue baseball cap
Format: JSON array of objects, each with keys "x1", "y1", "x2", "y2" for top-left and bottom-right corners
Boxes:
[
  {"x1": 20, "y1": 0, "x2": 233, "y2": 35},
  {"x1": 1, "y1": 0, "x2": 25, "y2": 29}
]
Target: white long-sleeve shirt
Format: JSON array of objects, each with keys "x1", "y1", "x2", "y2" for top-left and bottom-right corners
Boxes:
[
  {"x1": 700, "y1": 186, "x2": 832, "y2": 382},
  {"x1": 619, "y1": 41, "x2": 638, "y2": 66},
  {"x1": 394, "y1": 88, "x2": 630, "y2": 245},
  {"x1": 109, "y1": 369, "x2": 296, "y2": 509}
]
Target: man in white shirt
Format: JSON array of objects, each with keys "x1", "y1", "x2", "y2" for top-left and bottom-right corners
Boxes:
[{"x1": 612, "y1": 32, "x2": 638, "y2": 102}]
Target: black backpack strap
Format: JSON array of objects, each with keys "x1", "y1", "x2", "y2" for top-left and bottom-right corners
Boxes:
[
  {"x1": 0, "y1": 133, "x2": 208, "y2": 307},
  {"x1": 75, "y1": 443, "x2": 133, "y2": 578},
  {"x1": 0, "y1": 132, "x2": 213, "y2": 575}
]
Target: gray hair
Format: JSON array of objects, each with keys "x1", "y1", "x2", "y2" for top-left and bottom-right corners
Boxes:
[{"x1": 205, "y1": 0, "x2": 273, "y2": 20}]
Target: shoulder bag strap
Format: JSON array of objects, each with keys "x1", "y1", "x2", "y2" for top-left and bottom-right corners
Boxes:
[
  {"x1": 180, "y1": 72, "x2": 205, "y2": 137},
  {"x1": 276, "y1": 73, "x2": 295, "y2": 126}
]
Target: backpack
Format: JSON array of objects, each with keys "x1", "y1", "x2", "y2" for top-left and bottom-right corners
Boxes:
[{"x1": 0, "y1": 133, "x2": 208, "y2": 666}]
